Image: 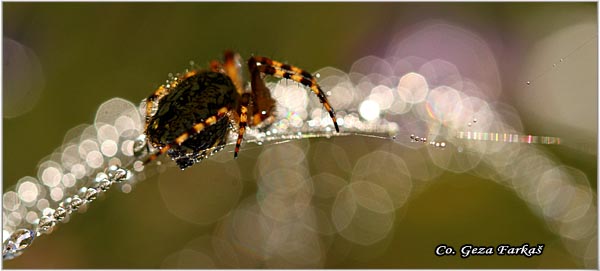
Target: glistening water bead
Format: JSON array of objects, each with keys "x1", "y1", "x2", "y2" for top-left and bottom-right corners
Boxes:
[
  {"x1": 3, "y1": 164, "x2": 131, "y2": 260},
  {"x1": 84, "y1": 188, "x2": 98, "y2": 202},
  {"x1": 2, "y1": 229, "x2": 35, "y2": 259},
  {"x1": 53, "y1": 207, "x2": 67, "y2": 221},
  {"x1": 36, "y1": 216, "x2": 56, "y2": 234}
]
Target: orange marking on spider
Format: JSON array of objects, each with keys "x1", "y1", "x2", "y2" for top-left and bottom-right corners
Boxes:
[
  {"x1": 144, "y1": 145, "x2": 171, "y2": 164},
  {"x1": 193, "y1": 123, "x2": 205, "y2": 133},
  {"x1": 218, "y1": 107, "x2": 229, "y2": 115},
  {"x1": 183, "y1": 70, "x2": 197, "y2": 79},
  {"x1": 205, "y1": 116, "x2": 217, "y2": 125},
  {"x1": 175, "y1": 133, "x2": 189, "y2": 145}
]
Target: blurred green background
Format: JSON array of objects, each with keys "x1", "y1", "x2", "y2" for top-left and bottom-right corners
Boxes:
[{"x1": 3, "y1": 2, "x2": 597, "y2": 268}]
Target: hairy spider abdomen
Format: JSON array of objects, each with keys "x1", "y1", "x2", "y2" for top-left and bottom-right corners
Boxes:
[{"x1": 146, "y1": 71, "x2": 240, "y2": 150}]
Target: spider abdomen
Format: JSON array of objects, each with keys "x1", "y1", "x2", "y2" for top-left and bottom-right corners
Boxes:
[{"x1": 146, "y1": 71, "x2": 239, "y2": 151}]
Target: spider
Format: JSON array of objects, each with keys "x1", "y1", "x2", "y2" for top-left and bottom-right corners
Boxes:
[{"x1": 142, "y1": 50, "x2": 339, "y2": 169}]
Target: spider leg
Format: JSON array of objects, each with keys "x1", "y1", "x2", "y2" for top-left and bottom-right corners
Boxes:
[
  {"x1": 223, "y1": 50, "x2": 245, "y2": 96},
  {"x1": 248, "y1": 56, "x2": 339, "y2": 132},
  {"x1": 234, "y1": 102, "x2": 249, "y2": 158},
  {"x1": 144, "y1": 106, "x2": 230, "y2": 164},
  {"x1": 246, "y1": 57, "x2": 276, "y2": 127},
  {"x1": 221, "y1": 50, "x2": 251, "y2": 158}
]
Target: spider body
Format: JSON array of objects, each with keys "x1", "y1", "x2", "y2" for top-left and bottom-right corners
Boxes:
[
  {"x1": 143, "y1": 51, "x2": 339, "y2": 169},
  {"x1": 146, "y1": 72, "x2": 238, "y2": 149},
  {"x1": 145, "y1": 72, "x2": 238, "y2": 168}
]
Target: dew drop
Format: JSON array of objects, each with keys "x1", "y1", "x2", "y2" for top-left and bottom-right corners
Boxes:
[
  {"x1": 36, "y1": 216, "x2": 56, "y2": 234},
  {"x1": 106, "y1": 165, "x2": 128, "y2": 183},
  {"x1": 84, "y1": 187, "x2": 98, "y2": 202},
  {"x1": 68, "y1": 195, "x2": 84, "y2": 212},
  {"x1": 467, "y1": 122, "x2": 472, "y2": 127},
  {"x1": 3, "y1": 240, "x2": 17, "y2": 256},
  {"x1": 560, "y1": 58, "x2": 564, "y2": 62},
  {"x1": 440, "y1": 142, "x2": 446, "y2": 148},
  {"x1": 97, "y1": 179, "x2": 112, "y2": 192},
  {"x1": 473, "y1": 118, "x2": 477, "y2": 123},
  {"x1": 133, "y1": 135, "x2": 148, "y2": 158},
  {"x1": 10, "y1": 229, "x2": 35, "y2": 250},
  {"x1": 526, "y1": 81, "x2": 531, "y2": 85}
]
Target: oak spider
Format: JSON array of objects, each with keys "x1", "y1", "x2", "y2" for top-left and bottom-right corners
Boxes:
[{"x1": 142, "y1": 50, "x2": 339, "y2": 169}]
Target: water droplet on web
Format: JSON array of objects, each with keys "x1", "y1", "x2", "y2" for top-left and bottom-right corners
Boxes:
[
  {"x1": 133, "y1": 135, "x2": 148, "y2": 158},
  {"x1": 84, "y1": 187, "x2": 98, "y2": 202},
  {"x1": 467, "y1": 122, "x2": 472, "y2": 127},
  {"x1": 53, "y1": 207, "x2": 67, "y2": 221},
  {"x1": 10, "y1": 229, "x2": 35, "y2": 250},
  {"x1": 560, "y1": 58, "x2": 564, "y2": 62},
  {"x1": 68, "y1": 195, "x2": 84, "y2": 212},
  {"x1": 315, "y1": 73, "x2": 320, "y2": 78},
  {"x1": 473, "y1": 118, "x2": 477, "y2": 123},
  {"x1": 36, "y1": 216, "x2": 56, "y2": 234},
  {"x1": 526, "y1": 81, "x2": 531, "y2": 85},
  {"x1": 106, "y1": 165, "x2": 128, "y2": 183},
  {"x1": 96, "y1": 179, "x2": 112, "y2": 192}
]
